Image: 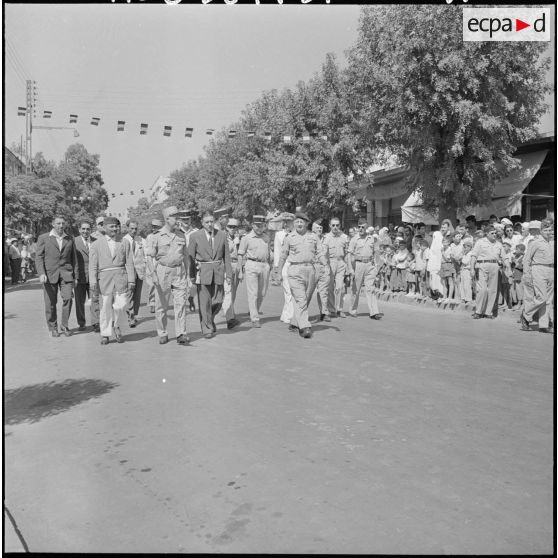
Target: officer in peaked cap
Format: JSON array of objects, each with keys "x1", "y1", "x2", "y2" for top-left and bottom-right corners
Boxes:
[
  {"x1": 146, "y1": 205, "x2": 190, "y2": 345},
  {"x1": 214, "y1": 206, "x2": 232, "y2": 231},
  {"x1": 176, "y1": 208, "x2": 199, "y2": 311},
  {"x1": 222, "y1": 217, "x2": 242, "y2": 329}
]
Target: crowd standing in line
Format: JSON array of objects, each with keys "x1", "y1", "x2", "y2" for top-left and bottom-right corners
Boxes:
[{"x1": 5, "y1": 208, "x2": 554, "y2": 343}]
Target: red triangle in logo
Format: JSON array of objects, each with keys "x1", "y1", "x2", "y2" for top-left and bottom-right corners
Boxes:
[{"x1": 516, "y1": 19, "x2": 530, "y2": 32}]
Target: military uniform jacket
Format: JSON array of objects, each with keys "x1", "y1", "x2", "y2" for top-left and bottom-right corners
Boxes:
[
  {"x1": 188, "y1": 228, "x2": 232, "y2": 285},
  {"x1": 280, "y1": 231, "x2": 325, "y2": 265}
]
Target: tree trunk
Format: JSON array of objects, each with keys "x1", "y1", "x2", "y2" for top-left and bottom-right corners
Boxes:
[{"x1": 438, "y1": 191, "x2": 458, "y2": 225}]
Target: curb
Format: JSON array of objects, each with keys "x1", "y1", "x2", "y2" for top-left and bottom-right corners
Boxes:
[{"x1": 4, "y1": 508, "x2": 28, "y2": 552}]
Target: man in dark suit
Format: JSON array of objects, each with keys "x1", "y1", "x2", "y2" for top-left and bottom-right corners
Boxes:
[
  {"x1": 73, "y1": 220, "x2": 100, "y2": 332},
  {"x1": 188, "y1": 211, "x2": 232, "y2": 339},
  {"x1": 35, "y1": 215, "x2": 76, "y2": 337}
]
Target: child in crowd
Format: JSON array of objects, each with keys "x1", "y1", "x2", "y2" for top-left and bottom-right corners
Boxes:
[
  {"x1": 459, "y1": 238, "x2": 474, "y2": 302},
  {"x1": 384, "y1": 245, "x2": 395, "y2": 291},
  {"x1": 375, "y1": 244, "x2": 387, "y2": 290},
  {"x1": 440, "y1": 236, "x2": 456, "y2": 300},
  {"x1": 511, "y1": 243, "x2": 525, "y2": 309},
  {"x1": 392, "y1": 239, "x2": 410, "y2": 292},
  {"x1": 500, "y1": 239, "x2": 514, "y2": 309},
  {"x1": 405, "y1": 252, "x2": 417, "y2": 295},
  {"x1": 450, "y1": 231, "x2": 464, "y2": 300},
  {"x1": 413, "y1": 239, "x2": 428, "y2": 297}
]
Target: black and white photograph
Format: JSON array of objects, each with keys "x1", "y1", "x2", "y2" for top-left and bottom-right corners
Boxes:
[{"x1": 3, "y1": 1, "x2": 555, "y2": 553}]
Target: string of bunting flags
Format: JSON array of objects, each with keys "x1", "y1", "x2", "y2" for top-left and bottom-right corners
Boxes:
[{"x1": 17, "y1": 107, "x2": 329, "y2": 143}]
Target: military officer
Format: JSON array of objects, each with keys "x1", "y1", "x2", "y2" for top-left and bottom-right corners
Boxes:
[
  {"x1": 323, "y1": 216, "x2": 349, "y2": 318},
  {"x1": 469, "y1": 224, "x2": 504, "y2": 319},
  {"x1": 145, "y1": 218, "x2": 163, "y2": 314},
  {"x1": 177, "y1": 208, "x2": 198, "y2": 312},
  {"x1": 277, "y1": 212, "x2": 327, "y2": 339},
  {"x1": 311, "y1": 220, "x2": 331, "y2": 322},
  {"x1": 520, "y1": 220, "x2": 554, "y2": 333},
  {"x1": 222, "y1": 217, "x2": 241, "y2": 329},
  {"x1": 348, "y1": 218, "x2": 383, "y2": 319},
  {"x1": 238, "y1": 215, "x2": 272, "y2": 328},
  {"x1": 146, "y1": 206, "x2": 190, "y2": 345},
  {"x1": 273, "y1": 212, "x2": 295, "y2": 324}
]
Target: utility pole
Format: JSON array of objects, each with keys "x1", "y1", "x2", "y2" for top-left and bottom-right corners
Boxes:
[{"x1": 25, "y1": 80, "x2": 33, "y2": 174}]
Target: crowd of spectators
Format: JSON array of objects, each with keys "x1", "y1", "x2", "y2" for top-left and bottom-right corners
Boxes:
[{"x1": 4, "y1": 234, "x2": 37, "y2": 285}]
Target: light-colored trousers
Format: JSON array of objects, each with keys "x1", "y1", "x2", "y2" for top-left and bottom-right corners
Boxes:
[
  {"x1": 288, "y1": 263, "x2": 317, "y2": 329},
  {"x1": 280, "y1": 261, "x2": 294, "y2": 323},
  {"x1": 100, "y1": 292, "x2": 128, "y2": 338},
  {"x1": 474, "y1": 263, "x2": 499, "y2": 316},
  {"x1": 145, "y1": 256, "x2": 156, "y2": 306},
  {"x1": 154, "y1": 264, "x2": 188, "y2": 337},
  {"x1": 351, "y1": 261, "x2": 379, "y2": 316},
  {"x1": 523, "y1": 265, "x2": 554, "y2": 328},
  {"x1": 222, "y1": 261, "x2": 241, "y2": 321},
  {"x1": 328, "y1": 259, "x2": 346, "y2": 313},
  {"x1": 459, "y1": 270, "x2": 472, "y2": 302},
  {"x1": 244, "y1": 260, "x2": 270, "y2": 321},
  {"x1": 315, "y1": 263, "x2": 331, "y2": 316}
]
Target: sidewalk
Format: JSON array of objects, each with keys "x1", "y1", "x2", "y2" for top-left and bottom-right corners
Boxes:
[{"x1": 4, "y1": 509, "x2": 27, "y2": 552}]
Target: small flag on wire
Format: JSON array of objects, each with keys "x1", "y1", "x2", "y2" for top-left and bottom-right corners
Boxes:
[
  {"x1": 185, "y1": 127, "x2": 193, "y2": 138},
  {"x1": 247, "y1": 131, "x2": 255, "y2": 138},
  {"x1": 43, "y1": 110, "x2": 52, "y2": 119},
  {"x1": 120, "y1": 192, "x2": 124, "y2": 196},
  {"x1": 264, "y1": 131, "x2": 271, "y2": 142},
  {"x1": 117, "y1": 121, "x2": 125, "y2": 132},
  {"x1": 283, "y1": 135, "x2": 292, "y2": 144},
  {"x1": 302, "y1": 134, "x2": 310, "y2": 143},
  {"x1": 140, "y1": 189, "x2": 145, "y2": 194},
  {"x1": 91, "y1": 117, "x2": 100, "y2": 126},
  {"x1": 140, "y1": 123, "x2": 148, "y2": 135},
  {"x1": 206, "y1": 129, "x2": 214, "y2": 136},
  {"x1": 228, "y1": 130, "x2": 237, "y2": 138},
  {"x1": 111, "y1": 193, "x2": 116, "y2": 198},
  {"x1": 17, "y1": 107, "x2": 26, "y2": 116},
  {"x1": 69, "y1": 114, "x2": 78, "y2": 124},
  {"x1": 163, "y1": 125, "x2": 172, "y2": 137},
  {"x1": 130, "y1": 191, "x2": 134, "y2": 195},
  {"x1": 72, "y1": 196, "x2": 78, "y2": 201}
]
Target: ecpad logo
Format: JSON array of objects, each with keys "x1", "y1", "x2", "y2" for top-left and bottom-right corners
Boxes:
[{"x1": 463, "y1": 8, "x2": 550, "y2": 42}]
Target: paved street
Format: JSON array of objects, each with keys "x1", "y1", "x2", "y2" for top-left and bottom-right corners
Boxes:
[{"x1": 4, "y1": 278, "x2": 554, "y2": 554}]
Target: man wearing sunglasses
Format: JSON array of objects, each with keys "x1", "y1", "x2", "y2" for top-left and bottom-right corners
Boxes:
[
  {"x1": 312, "y1": 220, "x2": 331, "y2": 322},
  {"x1": 323, "y1": 217, "x2": 349, "y2": 318},
  {"x1": 348, "y1": 218, "x2": 383, "y2": 320}
]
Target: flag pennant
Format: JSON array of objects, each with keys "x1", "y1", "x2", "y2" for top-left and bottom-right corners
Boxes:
[
  {"x1": 140, "y1": 189, "x2": 145, "y2": 194},
  {"x1": 283, "y1": 135, "x2": 292, "y2": 144},
  {"x1": 111, "y1": 193, "x2": 116, "y2": 198},
  {"x1": 140, "y1": 123, "x2": 148, "y2": 135},
  {"x1": 185, "y1": 127, "x2": 193, "y2": 138},
  {"x1": 247, "y1": 131, "x2": 255, "y2": 138},
  {"x1": 264, "y1": 131, "x2": 272, "y2": 142},
  {"x1": 69, "y1": 114, "x2": 78, "y2": 124},
  {"x1": 163, "y1": 125, "x2": 172, "y2": 137},
  {"x1": 130, "y1": 190, "x2": 134, "y2": 195},
  {"x1": 120, "y1": 192, "x2": 124, "y2": 196},
  {"x1": 302, "y1": 134, "x2": 310, "y2": 143},
  {"x1": 206, "y1": 129, "x2": 214, "y2": 135},
  {"x1": 91, "y1": 117, "x2": 100, "y2": 126},
  {"x1": 117, "y1": 120, "x2": 125, "y2": 132},
  {"x1": 43, "y1": 110, "x2": 52, "y2": 119},
  {"x1": 228, "y1": 130, "x2": 237, "y2": 138},
  {"x1": 17, "y1": 107, "x2": 26, "y2": 116}
]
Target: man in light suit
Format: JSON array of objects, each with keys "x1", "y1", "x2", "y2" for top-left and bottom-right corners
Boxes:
[
  {"x1": 188, "y1": 211, "x2": 232, "y2": 339},
  {"x1": 35, "y1": 215, "x2": 77, "y2": 337},
  {"x1": 122, "y1": 219, "x2": 145, "y2": 328},
  {"x1": 89, "y1": 216, "x2": 135, "y2": 345},
  {"x1": 73, "y1": 220, "x2": 100, "y2": 332}
]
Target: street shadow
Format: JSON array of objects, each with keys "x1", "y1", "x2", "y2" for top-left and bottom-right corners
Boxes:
[
  {"x1": 4, "y1": 378, "x2": 118, "y2": 425},
  {"x1": 124, "y1": 330, "x2": 159, "y2": 342},
  {"x1": 3, "y1": 280, "x2": 43, "y2": 294}
]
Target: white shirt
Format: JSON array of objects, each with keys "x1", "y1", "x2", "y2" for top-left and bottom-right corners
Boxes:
[
  {"x1": 81, "y1": 235, "x2": 92, "y2": 251},
  {"x1": 49, "y1": 229, "x2": 65, "y2": 251},
  {"x1": 107, "y1": 237, "x2": 117, "y2": 258}
]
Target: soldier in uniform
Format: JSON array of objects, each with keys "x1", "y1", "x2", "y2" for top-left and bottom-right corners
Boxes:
[
  {"x1": 311, "y1": 220, "x2": 331, "y2": 322},
  {"x1": 144, "y1": 218, "x2": 163, "y2": 314},
  {"x1": 277, "y1": 212, "x2": 327, "y2": 339},
  {"x1": 238, "y1": 215, "x2": 272, "y2": 328},
  {"x1": 348, "y1": 218, "x2": 383, "y2": 319},
  {"x1": 323, "y1": 216, "x2": 349, "y2": 318},
  {"x1": 273, "y1": 212, "x2": 295, "y2": 324},
  {"x1": 146, "y1": 206, "x2": 190, "y2": 345},
  {"x1": 469, "y1": 224, "x2": 504, "y2": 319},
  {"x1": 177, "y1": 208, "x2": 198, "y2": 312},
  {"x1": 520, "y1": 220, "x2": 554, "y2": 333},
  {"x1": 222, "y1": 217, "x2": 241, "y2": 329}
]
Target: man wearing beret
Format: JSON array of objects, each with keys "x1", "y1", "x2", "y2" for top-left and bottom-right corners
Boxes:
[
  {"x1": 222, "y1": 217, "x2": 241, "y2": 329},
  {"x1": 238, "y1": 215, "x2": 272, "y2": 328},
  {"x1": 188, "y1": 211, "x2": 232, "y2": 339},
  {"x1": 277, "y1": 212, "x2": 327, "y2": 338},
  {"x1": 144, "y1": 218, "x2": 163, "y2": 314},
  {"x1": 146, "y1": 206, "x2": 190, "y2": 345},
  {"x1": 89, "y1": 216, "x2": 135, "y2": 344}
]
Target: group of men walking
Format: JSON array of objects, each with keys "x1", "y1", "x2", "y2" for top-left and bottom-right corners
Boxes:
[{"x1": 33, "y1": 206, "x2": 388, "y2": 344}]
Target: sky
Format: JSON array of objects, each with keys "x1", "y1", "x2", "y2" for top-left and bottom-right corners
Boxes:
[{"x1": 5, "y1": 4, "x2": 555, "y2": 219}]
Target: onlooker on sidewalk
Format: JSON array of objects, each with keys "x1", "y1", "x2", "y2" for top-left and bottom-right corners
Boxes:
[{"x1": 8, "y1": 239, "x2": 21, "y2": 285}]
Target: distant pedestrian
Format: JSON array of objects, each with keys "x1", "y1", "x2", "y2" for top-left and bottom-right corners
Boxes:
[{"x1": 8, "y1": 239, "x2": 21, "y2": 285}]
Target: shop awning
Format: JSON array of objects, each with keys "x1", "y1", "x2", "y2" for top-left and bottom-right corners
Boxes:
[{"x1": 401, "y1": 150, "x2": 549, "y2": 223}]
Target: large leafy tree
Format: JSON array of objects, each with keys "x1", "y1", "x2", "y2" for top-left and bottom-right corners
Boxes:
[{"x1": 347, "y1": 5, "x2": 551, "y2": 221}]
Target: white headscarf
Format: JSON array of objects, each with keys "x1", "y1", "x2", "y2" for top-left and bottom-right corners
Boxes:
[{"x1": 427, "y1": 231, "x2": 443, "y2": 273}]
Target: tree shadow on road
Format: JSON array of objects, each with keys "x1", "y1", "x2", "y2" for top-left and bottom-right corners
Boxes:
[{"x1": 4, "y1": 378, "x2": 118, "y2": 426}]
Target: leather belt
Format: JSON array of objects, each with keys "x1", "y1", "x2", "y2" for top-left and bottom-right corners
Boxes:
[
  {"x1": 291, "y1": 262, "x2": 313, "y2": 266},
  {"x1": 355, "y1": 258, "x2": 372, "y2": 263},
  {"x1": 100, "y1": 266, "x2": 125, "y2": 272},
  {"x1": 247, "y1": 257, "x2": 268, "y2": 263},
  {"x1": 477, "y1": 259, "x2": 498, "y2": 263}
]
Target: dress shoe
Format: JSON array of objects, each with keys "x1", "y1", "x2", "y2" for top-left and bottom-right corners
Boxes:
[
  {"x1": 348, "y1": 311, "x2": 357, "y2": 317},
  {"x1": 60, "y1": 326, "x2": 72, "y2": 337},
  {"x1": 472, "y1": 313, "x2": 483, "y2": 319},
  {"x1": 188, "y1": 296, "x2": 196, "y2": 312},
  {"x1": 227, "y1": 318, "x2": 240, "y2": 330},
  {"x1": 520, "y1": 313, "x2": 530, "y2": 331},
  {"x1": 288, "y1": 324, "x2": 299, "y2": 333},
  {"x1": 50, "y1": 329, "x2": 60, "y2": 338},
  {"x1": 204, "y1": 332, "x2": 215, "y2": 340},
  {"x1": 176, "y1": 334, "x2": 190, "y2": 345},
  {"x1": 337, "y1": 311, "x2": 346, "y2": 318},
  {"x1": 323, "y1": 314, "x2": 332, "y2": 322},
  {"x1": 100, "y1": 336, "x2": 109, "y2": 345},
  {"x1": 129, "y1": 317, "x2": 137, "y2": 328},
  {"x1": 78, "y1": 325, "x2": 87, "y2": 331},
  {"x1": 159, "y1": 335, "x2": 169, "y2": 344},
  {"x1": 370, "y1": 314, "x2": 382, "y2": 320},
  {"x1": 299, "y1": 327, "x2": 313, "y2": 339},
  {"x1": 251, "y1": 320, "x2": 261, "y2": 328},
  {"x1": 92, "y1": 324, "x2": 100, "y2": 333},
  {"x1": 319, "y1": 314, "x2": 325, "y2": 321},
  {"x1": 149, "y1": 304, "x2": 155, "y2": 314},
  {"x1": 114, "y1": 327, "x2": 123, "y2": 343},
  {"x1": 212, "y1": 322, "x2": 217, "y2": 333},
  {"x1": 538, "y1": 327, "x2": 554, "y2": 334}
]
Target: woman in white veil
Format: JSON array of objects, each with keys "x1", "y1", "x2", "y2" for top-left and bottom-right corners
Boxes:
[{"x1": 427, "y1": 230, "x2": 444, "y2": 299}]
